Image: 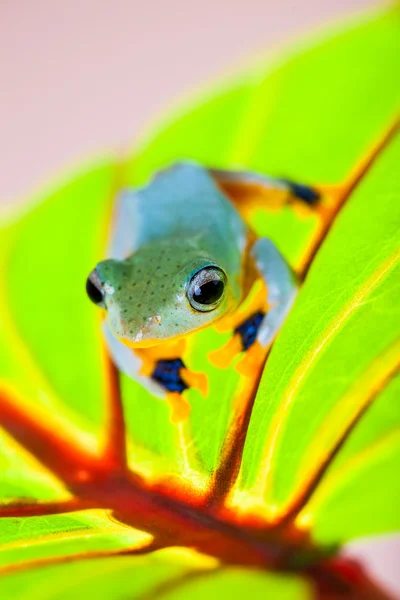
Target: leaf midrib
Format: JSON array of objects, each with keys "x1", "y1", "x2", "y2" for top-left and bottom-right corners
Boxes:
[{"x1": 256, "y1": 249, "x2": 399, "y2": 501}]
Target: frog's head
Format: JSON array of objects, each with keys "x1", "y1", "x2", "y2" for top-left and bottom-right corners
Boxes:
[{"x1": 86, "y1": 238, "x2": 238, "y2": 347}]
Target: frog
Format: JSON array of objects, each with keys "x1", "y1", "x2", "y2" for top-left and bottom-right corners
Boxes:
[{"x1": 86, "y1": 162, "x2": 319, "y2": 422}]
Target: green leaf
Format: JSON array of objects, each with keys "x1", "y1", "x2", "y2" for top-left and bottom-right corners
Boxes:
[
  {"x1": 234, "y1": 127, "x2": 400, "y2": 535},
  {"x1": 0, "y1": 548, "x2": 310, "y2": 600},
  {"x1": 0, "y1": 429, "x2": 68, "y2": 503},
  {"x1": 0, "y1": 6, "x2": 399, "y2": 599},
  {"x1": 0, "y1": 162, "x2": 118, "y2": 447},
  {"x1": 298, "y1": 373, "x2": 400, "y2": 544},
  {"x1": 0, "y1": 511, "x2": 151, "y2": 569}
]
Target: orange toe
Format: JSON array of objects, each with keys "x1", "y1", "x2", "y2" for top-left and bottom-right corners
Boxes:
[
  {"x1": 166, "y1": 392, "x2": 191, "y2": 424},
  {"x1": 208, "y1": 334, "x2": 243, "y2": 369},
  {"x1": 236, "y1": 341, "x2": 267, "y2": 378},
  {"x1": 180, "y1": 368, "x2": 209, "y2": 398}
]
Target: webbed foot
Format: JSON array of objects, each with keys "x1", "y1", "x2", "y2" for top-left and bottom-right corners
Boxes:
[
  {"x1": 209, "y1": 311, "x2": 266, "y2": 371},
  {"x1": 151, "y1": 357, "x2": 208, "y2": 422}
]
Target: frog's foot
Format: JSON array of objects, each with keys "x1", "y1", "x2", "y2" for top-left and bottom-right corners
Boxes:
[
  {"x1": 236, "y1": 340, "x2": 267, "y2": 378},
  {"x1": 209, "y1": 311, "x2": 266, "y2": 370},
  {"x1": 151, "y1": 358, "x2": 188, "y2": 393},
  {"x1": 208, "y1": 334, "x2": 243, "y2": 369},
  {"x1": 180, "y1": 368, "x2": 208, "y2": 398},
  {"x1": 272, "y1": 179, "x2": 330, "y2": 223},
  {"x1": 280, "y1": 179, "x2": 320, "y2": 205},
  {"x1": 166, "y1": 392, "x2": 191, "y2": 424},
  {"x1": 150, "y1": 358, "x2": 208, "y2": 422}
]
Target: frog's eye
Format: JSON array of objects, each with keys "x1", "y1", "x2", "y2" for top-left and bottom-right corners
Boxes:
[
  {"x1": 86, "y1": 269, "x2": 105, "y2": 308},
  {"x1": 187, "y1": 266, "x2": 226, "y2": 312}
]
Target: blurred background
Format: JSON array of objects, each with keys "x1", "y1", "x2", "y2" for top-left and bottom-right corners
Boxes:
[
  {"x1": 0, "y1": 0, "x2": 381, "y2": 208},
  {"x1": 1, "y1": 0, "x2": 399, "y2": 595}
]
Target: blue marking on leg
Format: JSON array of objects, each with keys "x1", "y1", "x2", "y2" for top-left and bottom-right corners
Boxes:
[
  {"x1": 280, "y1": 179, "x2": 320, "y2": 205},
  {"x1": 235, "y1": 311, "x2": 265, "y2": 351},
  {"x1": 152, "y1": 358, "x2": 188, "y2": 393}
]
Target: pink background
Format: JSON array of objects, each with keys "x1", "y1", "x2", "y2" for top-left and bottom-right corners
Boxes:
[
  {"x1": 1, "y1": 0, "x2": 399, "y2": 595},
  {"x1": 0, "y1": 0, "x2": 382, "y2": 206}
]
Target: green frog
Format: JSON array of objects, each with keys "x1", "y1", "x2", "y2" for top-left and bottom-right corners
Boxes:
[{"x1": 86, "y1": 162, "x2": 319, "y2": 421}]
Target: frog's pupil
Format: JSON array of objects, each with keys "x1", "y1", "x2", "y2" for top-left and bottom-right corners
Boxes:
[
  {"x1": 86, "y1": 277, "x2": 104, "y2": 306},
  {"x1": 193, "y1": 280, "x2": 224, "y2": 305}
]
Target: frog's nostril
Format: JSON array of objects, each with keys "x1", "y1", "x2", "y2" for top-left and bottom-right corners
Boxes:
[
  {"x1": 86, "y1": 269, "x2": 105, "y2": 307},
  {"x1": 148, "y1": 315, "x2": 162, "y2": 326}
]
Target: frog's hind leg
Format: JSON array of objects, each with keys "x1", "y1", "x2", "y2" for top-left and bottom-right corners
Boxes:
[
  {"x1": 102, "y1": 322, "x2": 165, "y2": 397},
  {"x1": 103, "y1": 325, "x2": 206, "y2": 423},
  {"x1": 209, "y1": 168, "x2": 321, "y2": 222},
  {"x1": 210, "y1": 167, "x2": 341, "y2": 278},
  {"x1": 104, "y1": 328, "x2": 209, "y2": 424}
]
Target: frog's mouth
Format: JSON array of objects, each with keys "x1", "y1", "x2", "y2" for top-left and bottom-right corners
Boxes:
[{"x1": 116, "y1": 315, "x2": 163, "y2": 349}]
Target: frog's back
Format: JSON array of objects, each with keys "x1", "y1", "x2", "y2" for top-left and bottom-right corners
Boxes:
[{"x1": 109, "y1": 162, "x2": 248, "y2": 264}]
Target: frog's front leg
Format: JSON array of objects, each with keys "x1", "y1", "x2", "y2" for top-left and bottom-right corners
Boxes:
[
  {"x1": 141, "y1": 354, "x2": 208, "y2": 423},
  {"x1": 236, "y1": 238, "x2": 298, "y2": 377},
  {"x1": 251, "y1": 238, "x2": 298, "y2": 346},
  {"x1": 143, "y1": 357, "x2": 192, "y2": 423},
  {"x1": 210, "y1": 238, "x2": 297, "y2": 376},
  {"x1": 103, "y1": 324, "x2": 207, "y2": 423}
]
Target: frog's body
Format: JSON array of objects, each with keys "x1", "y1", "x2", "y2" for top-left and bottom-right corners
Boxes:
[
  {"x1": 98, "y1": 164, "x2": 248, "y2": 346},
  {"x1": 87, "y1": 161, "x2": 319, "y2": 421}
]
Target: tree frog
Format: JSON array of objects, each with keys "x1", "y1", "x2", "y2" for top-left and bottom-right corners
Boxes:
[{"x1": 86, "y1": 162, "x2": 318, "y2": 421}]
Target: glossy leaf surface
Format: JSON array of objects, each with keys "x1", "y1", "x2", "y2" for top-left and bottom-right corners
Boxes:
[{"x1": 234, "y1": 124, "x2": 400, "y2": 533}]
